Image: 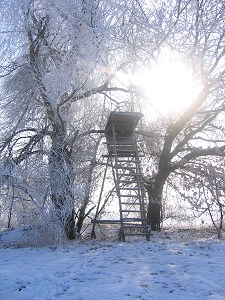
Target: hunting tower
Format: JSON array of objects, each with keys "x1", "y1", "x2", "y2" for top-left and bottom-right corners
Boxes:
[{"x1": 91, "y1": 112, "x2": 150, "y2": 241}]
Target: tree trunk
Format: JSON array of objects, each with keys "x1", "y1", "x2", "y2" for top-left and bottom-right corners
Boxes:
[
  {"x1": 76, "y1": 204, "x2": 86, "y2": 234},
  {"x1": 145, "y1": 170, "x2": 169, "y2": 230},
  {"x1": 76, "y1": 140, "x2": 100, "y2": 234},
  {"x1": 65, "y1": 209, "x2": 75, "y2": 240},
  {"x1": 49, "y1": 132, "x2": 75, "y2": 239}
]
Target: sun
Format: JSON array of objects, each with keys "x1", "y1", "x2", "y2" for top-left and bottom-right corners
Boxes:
[{"x1": 132, "y1": 61, "x2": 202, "y2": 117}]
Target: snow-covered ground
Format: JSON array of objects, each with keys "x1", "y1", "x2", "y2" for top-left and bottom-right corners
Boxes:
[{"x1": 0, "y1": 228, "x2": 225, "y2": 300}]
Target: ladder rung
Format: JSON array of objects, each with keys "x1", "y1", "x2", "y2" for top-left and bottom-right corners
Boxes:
[
  {"x1": 120, "y1": 194, "x2": 143, "y2": 197},
  {"x1": 123, "y1": 223, "x2": 148, "y2": 227},
  {"x1": 114, "y1": 154, "x2": 137, "y2": 158},
  {"x1": 121, "y1": 202, "x2": 146, "y2": 205},
  {"x1": 120, "y1": 187, "x2": 145, "y2": 191},
  {"x1": 115, "y1": 166, "x2": 140, "y2": 170},
  {"x1": 108, "y1": 144, "x2": 135, "y2": 148},
  {"x1": 123, "y1": 217, "x2": 148, "y2": 222},
  {"x1": 116, "y1": 160, "x2": 141, "y2": 163},
  {"x1": 105, "y1": 142, "x2": 135, "y2": 146},
  {"x1": 121, "y1": 210, "x2": 146, "y2": 213},
  {"x1": 115, "y1": 161, "x2": 140, "y2": 166},
  {"x1": 116, "y1": 149, "x2": 136, "y2": 152},
  {"x1": 119, "y1": 173, "x2": 142, "y2": 177},
  {"x1": 91, "y1": 219, "x2": 121, "y2": 224},
  {"x1": 110, "y1": 165, "x2": 141, "y2": 169},
  {"x1": 103, "y1": 154, "x2": 136, "y2": 158},
  {"x1": 103, "y1": 154, "x2": 143, "y2": 158}
]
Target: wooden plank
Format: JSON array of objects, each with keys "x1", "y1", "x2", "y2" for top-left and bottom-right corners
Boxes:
[
  {"x1": 123, "y1": 217, "x2": 148, "y2": 222},
  {"x1": 91, "y1": 219, "x2": 121, "y2": 224}
]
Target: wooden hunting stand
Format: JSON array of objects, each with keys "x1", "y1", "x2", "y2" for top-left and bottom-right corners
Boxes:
[{"x1": 91, "y1": 111, "x2": 150, "y2": 241}]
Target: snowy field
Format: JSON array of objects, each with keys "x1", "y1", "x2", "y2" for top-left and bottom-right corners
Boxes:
[{"x1": 1, "y1": 228, "x2": 225, "y2": 300}]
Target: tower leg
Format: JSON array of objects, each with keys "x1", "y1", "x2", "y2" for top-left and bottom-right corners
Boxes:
[
  {"x1": 119, "y1": 227, "x2": 125, "y2": 242},
  {"x1": 91, "y1": 157, "x2": 110, "y2": 238},
  {"x1": 91, "y1": 228, "x2": 96, "y2": 239}
]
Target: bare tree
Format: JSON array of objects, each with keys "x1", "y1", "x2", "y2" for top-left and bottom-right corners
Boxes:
[
  {"x1": 140, "y1": 0, "x2": 225, "y2": 230},
  {"x1": 0, "y1": 0, "x2": 133, "y2": 238},
  {"x1": 180, "y1": 159, "x2": 225, "y2": 238}
]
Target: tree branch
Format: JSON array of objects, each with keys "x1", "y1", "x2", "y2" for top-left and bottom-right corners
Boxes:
[{"x1": 180, "y1": 145, "x2": 225, "y2": 164}]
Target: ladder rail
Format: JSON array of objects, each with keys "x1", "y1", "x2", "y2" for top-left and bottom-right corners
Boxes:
[
  {"x1": 111, "y1": 125, "x2": 126, "y2": 241},
  {"x1": 133, "y1": 137, "x2": 148, "y2": 221}
]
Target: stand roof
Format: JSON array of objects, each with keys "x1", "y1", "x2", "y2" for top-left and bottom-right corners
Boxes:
[{"x1": 105, "y1": 111, "x2": 143, "y2": 136}]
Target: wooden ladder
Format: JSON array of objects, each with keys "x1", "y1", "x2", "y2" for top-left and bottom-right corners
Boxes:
[{"x1": 108, "y1": 126, "x2": 150, "y2": 241}]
